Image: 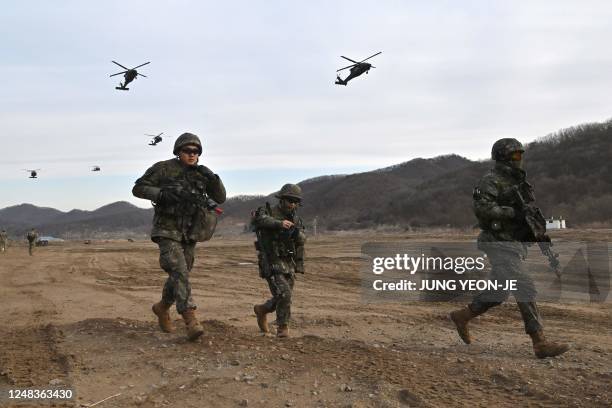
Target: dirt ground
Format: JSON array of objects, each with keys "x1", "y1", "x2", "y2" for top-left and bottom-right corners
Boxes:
[{"x1": 0, "y1": 230, "x2": 610, "y2": 407}]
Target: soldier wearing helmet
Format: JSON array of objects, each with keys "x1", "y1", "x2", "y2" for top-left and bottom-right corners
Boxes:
[
  {"x1": 252, "y1": 183, "x2": 306, "y2": 338},
  {"x1": 132, "y1": 132, "x2": 226, "y2": 341},
  {"x1": 450, "y1": 138, "x2": 569, "y2": 359}
]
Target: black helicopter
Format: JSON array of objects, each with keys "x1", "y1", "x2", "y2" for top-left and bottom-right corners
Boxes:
[
  {"x1": 23, "y1": 169, "x2": 41, "y2": 179},
  {"x1": 91, "y1": 166, "x2": 101, "y2": 172},
  {"x1": 335, "y1": 52, "x2": 382, "y2": 86},
  {"x1": 147, "y1": 132, "x2": 164, "y2": 146},
  {"x1": 110, "y1": 61, "x2": 150, "y2": 90}
]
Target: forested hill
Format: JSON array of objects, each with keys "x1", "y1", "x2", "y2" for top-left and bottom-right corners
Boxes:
[{"x1": 2, "y1": 119, "x2": 611, "y2": 237}]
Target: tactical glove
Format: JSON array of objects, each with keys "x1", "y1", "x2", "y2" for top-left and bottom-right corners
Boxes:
[{"x1": 157, "y1": 187, "x2": 184, "y2": 205}]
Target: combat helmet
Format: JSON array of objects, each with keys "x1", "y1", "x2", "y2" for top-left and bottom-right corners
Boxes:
[
  {"x1": 275, "y1": 183, "x2": 303, "y2": 201},
  {"x1": 491, "y1": 138, "x2": 524, "y2": 162},
  {"x1": 173, "y1": 132, "x2": 203, "y2": 155}
]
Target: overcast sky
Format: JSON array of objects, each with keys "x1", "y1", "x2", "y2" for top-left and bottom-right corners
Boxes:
[{"x1": 2, "y1": 1, "x2": 612, "y2": 211}]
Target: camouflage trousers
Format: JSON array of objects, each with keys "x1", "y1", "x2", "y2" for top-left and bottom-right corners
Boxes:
[
  {"x1": 0, "y1": 241, "x2": 5, "y2": 252},
  {"x1": 263, "y1": 272, "x2": 295, "y2": 326},
  {"x1": 157, "y1": 238, "x2": 196, "y2": 314},
  {"x1": 469, "y1": 246, "x2": 542, "y2": 334},
  {"x1": 28, "y1": 242, "x2": 34, "y2": 256}
]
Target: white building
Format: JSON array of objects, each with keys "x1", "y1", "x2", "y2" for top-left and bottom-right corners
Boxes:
[{"x1": 546, "y1": 217, "x2": 566, "y2": 230}]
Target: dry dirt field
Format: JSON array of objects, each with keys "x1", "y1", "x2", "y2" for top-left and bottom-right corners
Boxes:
[{"x1": 0, "y1": 230, "x2": 611, "y2": 407}]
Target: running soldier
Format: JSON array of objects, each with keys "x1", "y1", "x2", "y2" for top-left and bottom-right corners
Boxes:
[
  {"x1": 450, "y1": 138, "x2": 569, "y2": 358},
  {"x1": 252, "y1": 184, "x2": 306, "y2": 338},
  {"x1": 132, "y1": 132, "x2": 226, "y2": 341}
]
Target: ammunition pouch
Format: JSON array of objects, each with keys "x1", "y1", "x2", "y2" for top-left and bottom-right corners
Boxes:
[
  {"x1": 254, "y1": 240, "x2": 271, "y2": 278},
  {"x1": 193, "y1": 207, "x2": 218, "y2": 242}
]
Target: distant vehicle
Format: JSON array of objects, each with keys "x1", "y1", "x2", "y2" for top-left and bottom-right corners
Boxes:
[
  {"x1": 110, "y1": 61, "x2": 150, "y2": 91},
  {"x1": 36, "y1": 236, "x2": 64, "y2": 246},
  {"x1": 335, "y1": 51, "x2": 382, "y2": 86},
  {"x1": 91, "y1": 166, "x2": 101, "y2": 172},
  {"x1": 36, "y1": 239, "x2": 49, "y2": 246},
  {"x1": 23, "y1": 169, "x2": 41, "y2": 178},
  {"x1": 147, "y1": 132, "x2": 164, "y2": 146}
]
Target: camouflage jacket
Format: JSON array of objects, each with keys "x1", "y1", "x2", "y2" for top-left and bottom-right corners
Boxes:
[
  {"x1": 26, "y1": 231, "x2": 38, "y2": 243},
  {"x1": 132, "y1": 158, "x2": 226, "y2": 242},
  {"x1": 0, "y1": 232, "x2": 7, "y2": 242},
  {"x1": 252, "y1": 203, "x2": 305, "y2": 276},
  {"x1": 473, "y1": 162, "x2": 535, "y2": 245}
]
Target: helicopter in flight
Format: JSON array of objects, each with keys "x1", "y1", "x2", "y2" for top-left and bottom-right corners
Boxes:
[
  {"x1": 110, "y1": 61, "x2": 150, "y2": 90},
  {"x1": 23, "y1": 169, "x2": 41, "y2": 179},
  {"x1": 91, "y1": 166, "x2": 101, "y2": 172},
  {"x1": 335, "y1": 51, "x2": 382, "y2": 86},
  {"x1": 147, "y1": 132, "x2": 164, "y2": 146}
]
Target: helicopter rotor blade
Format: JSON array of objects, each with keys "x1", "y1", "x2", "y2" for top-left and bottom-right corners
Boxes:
[
  {"x1": 131, "y1": 61, "x2": 151, "y2": 70},
  {"x1": 137, "y1": 73, "x2": 148, "y2": 78},
  {"x1": 110, "y1": 71, "x2": 127, "y2": 77},
  {"x1": 359, "y1": 51, "x2": 382, "y2": 63},
  {"x1": 336, "y1": 63, "x2": 357, "y2": 72},
  {"x1": 111, "y1": 61, "x2": 129, "y2": 70},
  {"x1": 340, "y1": 56, "x2": 358, "y2": 64}
]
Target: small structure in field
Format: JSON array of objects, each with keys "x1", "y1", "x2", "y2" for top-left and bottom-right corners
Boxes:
[{"x1": 546, "y1": 217, "x2": 566, "y2": 230}]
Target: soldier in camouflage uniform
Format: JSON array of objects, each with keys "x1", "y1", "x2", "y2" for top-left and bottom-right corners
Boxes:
[
  {"x1": 132, "y1": 132, "x2": 226, "y2": 341},
  {"x1": 0, "y1": 230, "x2": 7, "y2": 253},
  {"x1": 26, "y1": 228, "x2": 38, "y2": 256},
  {"x1": 450, "y1": 138, "x2": 569, "y2": 358},
  {"x1": 252, "y1": 184, "x2": 306, "y2": 338}
]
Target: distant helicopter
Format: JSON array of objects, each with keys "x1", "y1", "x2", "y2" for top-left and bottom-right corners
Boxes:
[
  {"x1": 23, "y1": 169, "x2": 41, "y2": 179},
  {"x1": 91, "y1": 166, "x2": 101, "y2": 172},
  {"x1": 110, "y1": 61, "x2": 150, "y2": 90},
  {"x1": 335, "y1": 52, "x2": 382, "y2": 86},
  {"x1": 147, "y1": 132, "x2": 164, "y2": 146}
]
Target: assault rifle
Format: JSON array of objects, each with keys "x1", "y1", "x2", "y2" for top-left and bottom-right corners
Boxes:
[
  {"x1": 508, "y1": 186, "x2": 561, "y2": 279},
  {"x1": 161, "y1": 182, "x2": 223, "y2": 242},
  {"x1": 161, "y1": 181, "x2": 223, "y2": 214}
]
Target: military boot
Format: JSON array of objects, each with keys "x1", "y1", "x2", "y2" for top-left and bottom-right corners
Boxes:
[
  {"x1": 152, "y1": 301, "x2": 174, "y2": 333},
  {"x1": 450, "y1": 306, "x2": 479, "y2": 344},
  {"x1": 181, "y1": 309, "x2": 204, "y2": 341},
  {"x1": 254, "y1": 304, "x2": 271, "y2": 333},
  {"x1": 277, "y1": 324, "x2": 289, "y2": 338},
  {"x1": 529, "y1": 330, "x2": 569, "y2": 358}
]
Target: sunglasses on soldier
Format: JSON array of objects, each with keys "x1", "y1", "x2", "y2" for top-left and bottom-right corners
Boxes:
[
  {"x1": 284, "y1": 197, "x2": 301, "y2": 204},
  {"x1": 180, "y1": 147, "x2": 200, "y2": 156}
]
